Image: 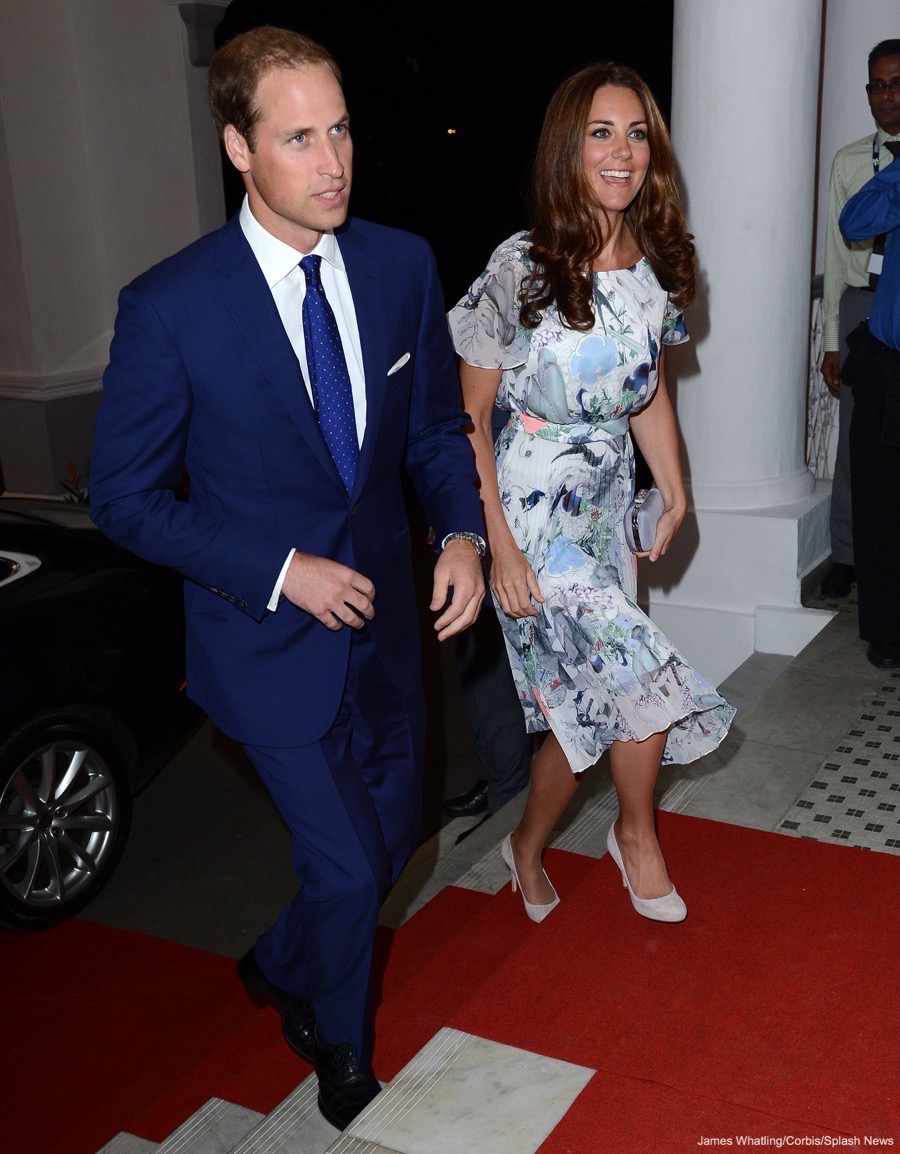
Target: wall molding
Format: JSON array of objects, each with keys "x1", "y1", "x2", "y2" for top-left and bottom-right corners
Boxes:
[
  {"x1": 0, "y1": 370, "x2": 103, "y2": 402},
  {"x1": 175, "y1": 0, "x2": 229, "y2": 66}
]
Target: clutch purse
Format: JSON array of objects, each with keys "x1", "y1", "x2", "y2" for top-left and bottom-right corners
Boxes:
[{"x1": 624, "y1": 487, "x2": 665, "y2": 553}]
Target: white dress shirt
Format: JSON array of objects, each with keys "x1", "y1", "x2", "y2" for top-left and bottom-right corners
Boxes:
[
  {"x1": 238, "y1": 197, "x2": 367, "y2": 609},
  {"x1": 823, "y1": 128, "x2": 900, "y2": 352}
]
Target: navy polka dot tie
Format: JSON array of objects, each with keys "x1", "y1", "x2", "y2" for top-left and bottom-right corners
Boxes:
[{"x1": 300, "y1": 255, "x2": 359, "y2": 492}]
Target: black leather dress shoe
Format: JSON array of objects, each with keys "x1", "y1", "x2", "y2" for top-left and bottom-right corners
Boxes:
[
  {"x1": 866, "y1": 642, "x2": 900, "y2": 669},
  {"x1": 820, "y1": 563, "x2": 855, "y2": 598},
  {"x1": 442, "y1": 778, "x2": 489, "y2": 817},
  {"x1": 315, "y1": 1035, "x2": 381, "y2": 1130},
  {"x1": 236, "y1": 947, "x2": 316, "y2": 1063}
]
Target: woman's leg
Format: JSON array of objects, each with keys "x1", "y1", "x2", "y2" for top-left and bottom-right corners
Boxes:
[
  {"x1": 507, "y1": 731, "x2": 578, "y2": 905},
  {"x1": 608, "y1": 730, "x2": 673, "y2": 899}
]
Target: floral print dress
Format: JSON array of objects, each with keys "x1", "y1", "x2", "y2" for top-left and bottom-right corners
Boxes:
[{"x1": 448, "y1": 232, "x2": 735, "y2": 773}]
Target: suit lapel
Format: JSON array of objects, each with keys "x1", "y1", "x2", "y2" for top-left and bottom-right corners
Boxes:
[
  {"x1": 338, "y1": 225, "x2": 389, "y2": 497},
  {"x1": 214, "y1": 217, "x2": 339, "y2": 486}
]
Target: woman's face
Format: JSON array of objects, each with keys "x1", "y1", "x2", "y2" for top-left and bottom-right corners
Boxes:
[{"x1": 582, "y1": 84, "x2": 651, "y2": 216}]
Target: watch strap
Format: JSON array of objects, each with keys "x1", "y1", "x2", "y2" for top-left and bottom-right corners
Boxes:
[{"x1": 441, "y1": 531, "x2": 486, "y2": 559}]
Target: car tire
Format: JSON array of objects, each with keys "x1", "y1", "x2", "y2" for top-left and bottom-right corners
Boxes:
[{"x1": 0, "y1": 713, "x2": 134, "y2": 931}]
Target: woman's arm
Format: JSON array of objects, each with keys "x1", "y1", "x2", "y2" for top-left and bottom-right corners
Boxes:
[
  {"x1": 458, "y1": 359, "x2": 543, "y2": 617},
  {"x1": 628, "y1": 348, "x2": 688, "y2": 561}
]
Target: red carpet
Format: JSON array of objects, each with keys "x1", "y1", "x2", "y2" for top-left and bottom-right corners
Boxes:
[{"x1": 2, "y1": 813, "x2": 897, "y2": 1153}]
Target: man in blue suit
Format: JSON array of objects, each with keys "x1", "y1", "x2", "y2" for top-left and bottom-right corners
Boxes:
[{"x1": 89, "y1": 26, "x2": 485, "y2": 1131}]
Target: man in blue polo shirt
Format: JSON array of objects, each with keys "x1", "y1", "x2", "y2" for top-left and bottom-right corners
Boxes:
[{"x1": 839, "y1": 51, "x2": 900, "y2": 670}]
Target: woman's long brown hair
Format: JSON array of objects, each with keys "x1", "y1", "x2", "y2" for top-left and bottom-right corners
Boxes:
[{"x1": 521, "y1": 61, "x2": 695, "y2": 331}]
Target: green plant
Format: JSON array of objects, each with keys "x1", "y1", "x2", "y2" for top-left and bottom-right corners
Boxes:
[{"x1": 61, "y1": 460, "x2": 89, "y2": 504}]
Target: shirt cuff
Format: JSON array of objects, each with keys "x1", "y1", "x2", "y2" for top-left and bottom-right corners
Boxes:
[{"x1": 267, "y1": 548, "x2": 296, "y2": 612}]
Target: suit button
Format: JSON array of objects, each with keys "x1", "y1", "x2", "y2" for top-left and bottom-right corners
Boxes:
[{"x1": 350, "y1": 505, "x2": 358, "y2": 516}]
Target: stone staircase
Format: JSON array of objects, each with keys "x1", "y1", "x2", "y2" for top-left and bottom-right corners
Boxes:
[
  {"x1": 95, "y1": 1022, "x2": 595, "y2": 1154},
  {"x1": 93, "y1": 605, "x2": 895, "y2": 1154}
]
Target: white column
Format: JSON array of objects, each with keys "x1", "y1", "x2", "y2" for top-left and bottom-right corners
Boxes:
[
  {"x1": 671, "y1": 0, "x2": 820, "y2": 510},
  {"x1": 644, "y1": 0, "x2": 832, "y2": 685}
]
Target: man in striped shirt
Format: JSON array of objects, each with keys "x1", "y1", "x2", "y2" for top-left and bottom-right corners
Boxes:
[{"x1": 819, "y1": 38, "x2": 900, "y2": 600}]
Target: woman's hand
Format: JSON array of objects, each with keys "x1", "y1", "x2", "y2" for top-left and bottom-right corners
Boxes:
[
  {"x1": 636, "y1": 502, "x2": 686, "y2": 562},
  {"x1": 489, "y1": 541, "x2": 544, "y2": 618}
]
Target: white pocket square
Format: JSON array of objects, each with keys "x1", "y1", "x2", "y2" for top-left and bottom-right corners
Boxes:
[{"x1": 387, "y1": 352, "x2": 410, "y2": 376}]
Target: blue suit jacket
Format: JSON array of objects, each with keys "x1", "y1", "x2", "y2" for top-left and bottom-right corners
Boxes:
[{"x1": 90, "y1": 214, "x2": 483, "y2": 746}]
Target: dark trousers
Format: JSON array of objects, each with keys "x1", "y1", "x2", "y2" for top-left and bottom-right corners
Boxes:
[
  {"x1": 831, "y1": 287, "x2": 874, "y2": 564},
  {"x1": 244, "y1": 628, "x2": 425, "y2": 1065},
  {"x1": 849, "y1": 329, "x2": 900, "y2": 647},
  {"x1": 455, "y1": 602, "x2": 531, "y2": 814}
]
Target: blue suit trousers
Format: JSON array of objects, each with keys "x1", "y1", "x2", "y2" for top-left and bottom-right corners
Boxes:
[{"x1": 244, "y1": 627, "x2": 425, "y2": 1064}]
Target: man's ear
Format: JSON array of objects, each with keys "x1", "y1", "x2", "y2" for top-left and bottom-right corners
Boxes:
[{"x1": 223, "y1": 124, "x2": 251, "y2": 173}]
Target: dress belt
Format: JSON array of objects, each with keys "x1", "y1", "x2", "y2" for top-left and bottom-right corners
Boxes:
[{"x1": 509, "y1": 410, "x2": 629, "y2": 441}]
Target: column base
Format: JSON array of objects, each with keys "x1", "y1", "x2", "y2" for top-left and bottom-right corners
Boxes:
[
  {"x1": 638, "y1": 480, "x2": 835, "y2": 686},
  {"x1": 0, "y1": 372, "x2": 101, "y2": 497}
]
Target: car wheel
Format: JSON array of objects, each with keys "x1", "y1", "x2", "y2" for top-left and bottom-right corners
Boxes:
[{"x1": 0, "y1": 714, "x2": 133, "y2": 931}]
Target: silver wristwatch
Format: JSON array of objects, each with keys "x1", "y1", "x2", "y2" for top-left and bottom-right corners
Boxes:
[{"x1": 441, "y1": 531, "x2": 486, "y2": 559}]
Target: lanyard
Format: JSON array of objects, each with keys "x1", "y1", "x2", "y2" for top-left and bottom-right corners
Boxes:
[{"x1": 873, "y1": 134, "x2": 881, "y2": 174}]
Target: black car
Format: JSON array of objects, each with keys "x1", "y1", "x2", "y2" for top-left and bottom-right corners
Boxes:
[{"x1": 0, "y1": 496, "x2": 203, "y2": 931}]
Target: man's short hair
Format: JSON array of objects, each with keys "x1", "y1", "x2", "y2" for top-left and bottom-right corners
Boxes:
[
  {"x1": 208, "y1": 25, "x2": 342, "y2": 149},
  {"x1": 869, "y1": 39, "x2": 900, "y2": 71}
]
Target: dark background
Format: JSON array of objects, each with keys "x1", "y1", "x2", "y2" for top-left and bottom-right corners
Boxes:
[{"x1": 214, "y1": 1, "x2": 674, "y2": 308}]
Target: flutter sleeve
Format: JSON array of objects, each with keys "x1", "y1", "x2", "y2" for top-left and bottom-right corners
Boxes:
[
  {"x1": 447, "y1": 232, "x2": 532, "y2": 370},
  {"x1": 661, "y1": 300, "x2": 690, "y2": 346}
]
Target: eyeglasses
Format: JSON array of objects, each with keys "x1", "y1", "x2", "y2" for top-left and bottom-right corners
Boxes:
[{"x1": 866, "y1": 78, "x2": 900, "y2": 97}]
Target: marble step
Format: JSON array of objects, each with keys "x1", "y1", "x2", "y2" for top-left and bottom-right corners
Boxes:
[
  {"x1": 96, "y1": 1135, "x2": 158, "y2": 1154},
  {"x1": 96, "y1": 1097, "x2": 263, "y2": 1154},
  {"x1": 98, "y1": 1024, "x2": 592, "y2": 1154},
  {"x1": 223, "y1": 1026, "x2": 592, "y2": 1154},
  {"x1": 156, "y1": 1098, "x2": 264, "y2": 1153},
  {"x1": 229, "y1": 1074, "x2": 339, "y2": 1153}
]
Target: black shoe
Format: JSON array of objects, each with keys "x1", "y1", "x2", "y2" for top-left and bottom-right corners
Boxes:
[
  {"x1": 315, "y1": 1035, "x2": 381, "y2": 1131},
  {"x1": 442, "y1": 779, "x2": 489, "y2": 817},
  {"x1": 820, "y1": 563, "x2": 855, "y2": 598},
  {"x1": 236, "y1": 947, "x2": 316, "y2": 1063},
  {"x1": 866, "y1": 642, "x2": 900, "y2": 670}
]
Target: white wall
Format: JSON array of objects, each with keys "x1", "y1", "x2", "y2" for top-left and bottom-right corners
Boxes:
[{"x1": 0, "y1": 0, "x2": 227, "y2": 493}]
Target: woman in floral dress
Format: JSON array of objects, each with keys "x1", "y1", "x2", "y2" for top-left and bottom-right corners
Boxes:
[{"x1": 448, "y1": 62, "x2": 735, "y2": 924}]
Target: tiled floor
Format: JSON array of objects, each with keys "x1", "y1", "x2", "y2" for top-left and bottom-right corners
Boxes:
[{"x1": 778, "y1": 667, "x2": 900, "y2": 850}]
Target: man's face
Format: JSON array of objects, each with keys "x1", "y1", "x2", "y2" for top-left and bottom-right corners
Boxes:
[
  {"x1": 224, "y1": 63, "x2": 352, "y2": 251},
  {"x1": 867, "y1": 53, "x2": 900, "y2": 137}
]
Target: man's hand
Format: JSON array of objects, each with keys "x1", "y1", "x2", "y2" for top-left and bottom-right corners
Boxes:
[
  {"x1": 430, "y1": 539, "x2": 485, "y2": 641},
  {"x1": 281, "y1": 551, "x2": 375, "y2": 630},
  {"x1": 821, "y1": 350, "x2": 842, "y2": 398}
]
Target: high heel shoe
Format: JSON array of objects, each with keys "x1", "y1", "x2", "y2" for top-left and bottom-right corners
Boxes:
[
  {"x1": 500, "y1": 834, "x2": 560, "y2": 923},
  {"x1": 606, "y1": 824, "x2": 687, "y2": 923}
]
